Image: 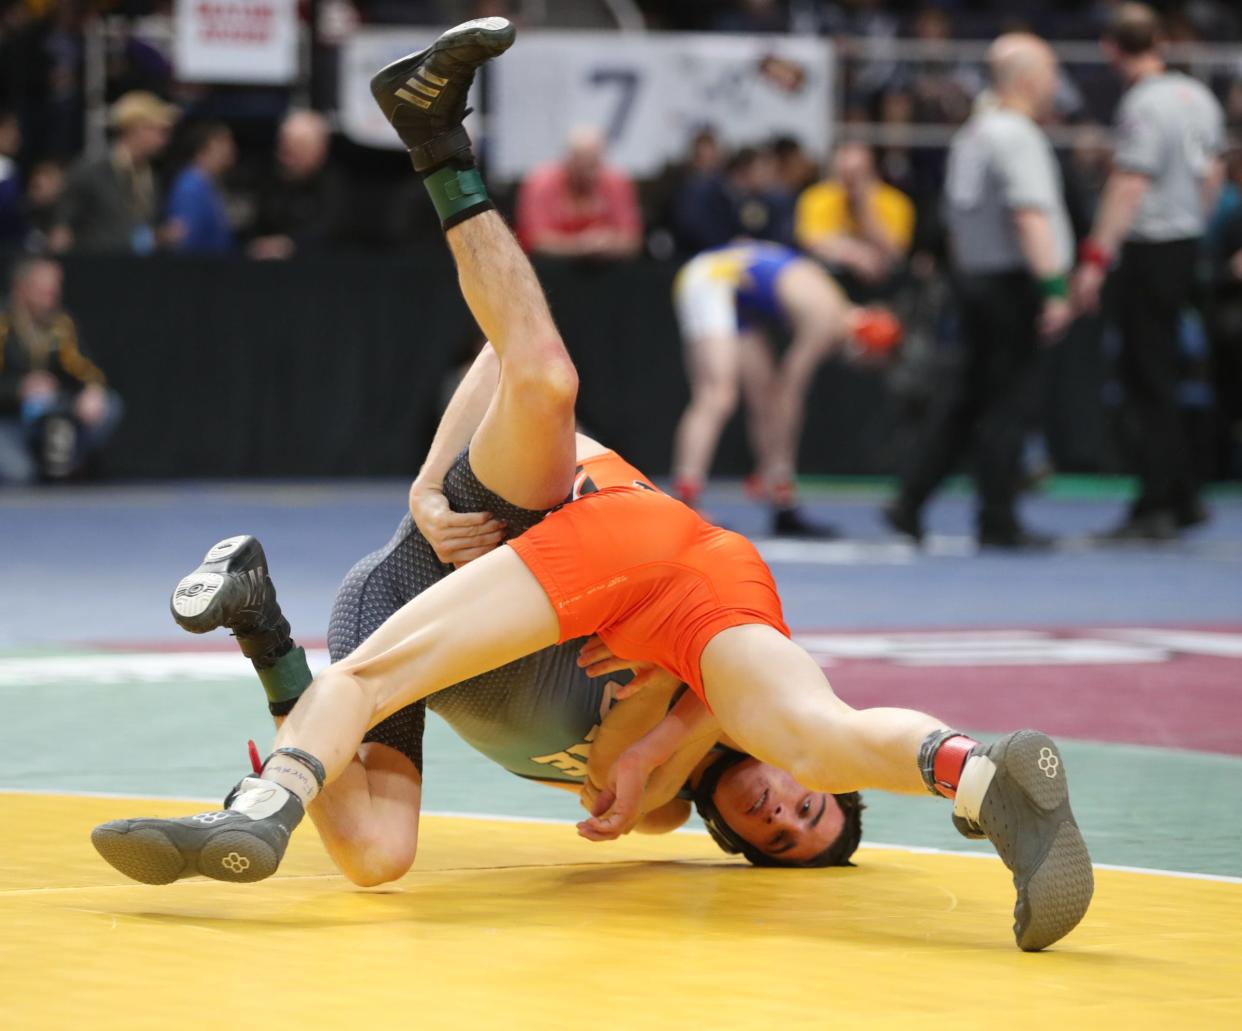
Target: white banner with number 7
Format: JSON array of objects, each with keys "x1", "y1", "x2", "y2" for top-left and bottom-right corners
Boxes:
[
  {"x1": 490, "y1": 30, "x2": 833, "y2": 180},
  {"x1": 338, "y1": 28, "x2": 833, "y2": 178}
]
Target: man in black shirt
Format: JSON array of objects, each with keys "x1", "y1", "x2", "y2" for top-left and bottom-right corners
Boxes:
[{"x1": 247, "y1": 111, "x2": 350, "y2": 259}]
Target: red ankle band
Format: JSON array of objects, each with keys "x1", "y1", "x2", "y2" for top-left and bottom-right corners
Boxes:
[{"x1": 932, "y1": 735, "x2": 978, "y2": 798}]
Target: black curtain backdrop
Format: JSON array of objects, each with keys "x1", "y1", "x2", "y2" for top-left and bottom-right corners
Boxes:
[{"x1": 44, "y1": 250, "x2": 1113, "y2": 481}]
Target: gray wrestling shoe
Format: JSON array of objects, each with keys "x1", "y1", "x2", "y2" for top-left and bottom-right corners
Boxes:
[
  {"x1": 369, "y1": 17, "x2": 516, "y2": 171},
  {"x1": 954, "y1": 730, "x2": 1094, "y2": 951},
  {"x1": 91, "y1": 778, "x2": 303, "y2": 885}
]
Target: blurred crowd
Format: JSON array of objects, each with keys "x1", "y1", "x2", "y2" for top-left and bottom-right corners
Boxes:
[
  {"x1": 2, "y1": 0, "x2": 1242, "y2": 258},
  {"x1": 2, "y1": 0, "x2": 1242, "y2": 491}
]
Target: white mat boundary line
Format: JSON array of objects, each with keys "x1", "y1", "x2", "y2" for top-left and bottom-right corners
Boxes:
[{"x1": 3, "y1": 786, "x2": 1240, "y2": 886}]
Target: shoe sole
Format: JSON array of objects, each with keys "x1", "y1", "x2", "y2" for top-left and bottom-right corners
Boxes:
[
  {"x1": 987, "y1": 731, "x2": 1094, "y2": 951},
  {"x1": 170, "y1": 535, "x2": 261, "y2": 633},
  {"x1": 91, "y1": 823, "x2": 279, "y2": 885}
]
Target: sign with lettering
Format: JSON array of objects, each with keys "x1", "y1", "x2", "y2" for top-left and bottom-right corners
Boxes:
[{"x1": 174, "y1": 0, "x2": 299, "y2": 85}]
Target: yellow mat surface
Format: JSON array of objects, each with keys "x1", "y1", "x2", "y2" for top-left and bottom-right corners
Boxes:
[{"x1": 1, "y1": 793, "x2": 1238, "y2": 1030}]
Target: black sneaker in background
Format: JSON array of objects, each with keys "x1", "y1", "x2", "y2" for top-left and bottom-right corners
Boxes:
[
  {"x1": 1094, "y1": 511, "x2": 1178, "y2": 543},
  {"x1": 772, "y1": 506, "x2": 841, "y2": 540},
  {"x1": 977, "y1": 526, "x2": 1056, "y2": 551},
  {"x1": 882, "y1": 501, "x2": 924, "y2": 544}
]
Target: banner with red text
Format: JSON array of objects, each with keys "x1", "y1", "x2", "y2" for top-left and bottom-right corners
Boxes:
[{"x1": 174, "y1": 0, "x2": 299, "y2": 85}]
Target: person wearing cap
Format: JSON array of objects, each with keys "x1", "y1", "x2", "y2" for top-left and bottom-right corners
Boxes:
[
  {"x1": 1071, "y1": 2, "x2": 1226, "y2": 540},
  {"x1": 50, "y1": 91, "x2": 177, "y2": 254},
  {"x1": 885, "y1": 33, "x2": 1073, "y2": 550}
]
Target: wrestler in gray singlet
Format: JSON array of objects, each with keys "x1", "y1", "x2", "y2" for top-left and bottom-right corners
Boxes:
[{"x1": 329, "y1": 448, "x2": 624, "y2": 784}]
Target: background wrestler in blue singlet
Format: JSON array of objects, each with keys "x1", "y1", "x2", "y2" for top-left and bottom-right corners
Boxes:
[{"x1": 670, "y1": 241, "x2": 900, "y2": 537}]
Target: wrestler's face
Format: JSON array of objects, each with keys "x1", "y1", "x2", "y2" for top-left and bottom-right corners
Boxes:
[{"x1": 712, "y1": 758, "x2": 846, "y2": 864}]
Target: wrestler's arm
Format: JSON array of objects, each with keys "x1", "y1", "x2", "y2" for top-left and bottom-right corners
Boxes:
[
  {"x1": 411, "y1": 346, "x2": 608, "y2": 564},
  {"x1": 579, "y1": 691, "x2": 721, "y2": 841},
  {"x1": 414, "y1": 345, "x2": 500, "y2": 491},
  {"x1": 578, "y1": 638, "x2": 719, "y2": 832},
  {"x1": 582, "y1": 674, "x2": 683, "y2": 832}
]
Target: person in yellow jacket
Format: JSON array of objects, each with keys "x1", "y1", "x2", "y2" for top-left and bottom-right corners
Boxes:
[
  {"x1": 0, "y1": 256, "x2": 122, "y2": 483},
  {"x1": 795, "y1": 141, "x2": 915, "y2": 292}
]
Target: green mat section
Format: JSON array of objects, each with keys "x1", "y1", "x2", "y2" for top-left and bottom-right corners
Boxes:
[{"x1": 3, "y1": 658, "x2": 1239, "y2": 878}]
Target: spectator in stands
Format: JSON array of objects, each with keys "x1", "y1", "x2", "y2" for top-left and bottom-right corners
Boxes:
[
  {"x1": 166, "y1": 122, "x2": 235, "y2": 254},
  {"x1": 712, "y1": 0, "x2": 789, "y2": 33},
  {"x1": 0, "y1": 256, "x2": 122, "y2": 485},
  {"x1": 673, "y1": 145, "x2": 795, "y2": 252},
  {"x1": 49, "y1": 91, "x2": 176, "y2": 254},
  {"x1": 0, "y1": 109, "x2": 20, "y2": 246},
  {"x1": 247, "y1": 111, "x2": 349, "y2": 260},
  {"x1": 771, "y1": 135, "x2": 819, "y2": 196},
  {"x1": 904, "y1": 4, "x2": 979, "y2": 127},
  {"x1": 731, "y1": 144, "x2": 795, "y2": 245},
  {"x1": 652, "y1": 126, "x2": 723, "y2": 252},
  {"x1": 516, "y1": 126, "x2": 642, "y2": 259},
  {"x1": 20, "y1": 160, "x2": 66, "y2": 253},
  {"x1": 668, "y1": 139, "x2": 741, "y2": 253},
  {"x1": 796, "y1": 140, "x2": 914, "y2": 294}
]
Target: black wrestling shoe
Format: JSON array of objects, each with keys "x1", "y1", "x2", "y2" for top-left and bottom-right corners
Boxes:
[
  {"x1": 91, "y1": 779, "x2": 304, "y2": 885},
  {"x1": 882, "y1": 501, "x2": 924, "y2": 544},
  {"x1": 977, "y1": 526, "x2": 1056, "y2": 551},
  {"x1": 1094, "y1": 511, "x2": 1178, "y2": 543},
  {"x1": 1176, "y1": 499, "x2": 1209, "y2": 531},
  {"x1": 370, "y1": 17, "x2": 516, "y2": 171},
  {"x1": 771, "y1": 506, "x2": 840, "y2": 540},
  {"x1": 952, "y1": 731, "x2": 1094, "y2": 951},
  {"x1": 170, "y1": 535, "x2": 289, "y2": 642}
]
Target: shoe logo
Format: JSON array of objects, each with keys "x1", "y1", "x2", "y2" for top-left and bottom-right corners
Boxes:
[
  {"x1": 395, "y1": 87, "x2": 432, "y2": 110},
  {"x1": 221, "y1": 852, "x2": 250, "y2": 873},
  {"x1": 176, "y1": 579, "x2": 219, "y2": 600},
  {"x1": 1038, "y1": 747, "x2": 1060, "y2": 778},
  {"x1": 404, "y1": 76, "x2": 441, "y2": 99},
  {"x1": 417, "y1": 68, "x2": 448, "y2": 87},
  {"x1": 396, "y1": 67, "x2": 448, "y2": 110},
  {"x1": 193, "y1": 811, "x2": 231, "y2": 824}
]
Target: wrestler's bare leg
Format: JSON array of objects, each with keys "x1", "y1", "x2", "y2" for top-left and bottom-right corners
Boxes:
[
  {"x1": 89, "y1": 20, "x2": 571, "y2": 887},
  {"x1": 233, "y1": 210, "x2": 579, "y2": 881},
  {"x1": 264, "y1": 690, "x2": 423, "y2": 885},
  {"x1": 700, "y1": 624, "x2": 1093, "y2": 951},
  {"x1": 700, "y1": 624, "x2": 942, "y2": 794},
  {"x1": 268, "y1": 198, "x2": 585, "y2": 781},
  {"x1": 302, "y1": 742, "x2": 423, "y2": 886},
  {"x1": 761, "y1": 261, "x2": 851, "y2": 488},
  {"x1": 671, "y1": 329, "x2": 742, "y2": 493},
  {"x1": 737, "y1": 331, "x2": 777, "y2": 479},
  {"x1": 275, "y1": 539, "x2": 558, "y2": 786},
  {"x1": 454, "y1": 211, "x2": 579, "y2": 510}
]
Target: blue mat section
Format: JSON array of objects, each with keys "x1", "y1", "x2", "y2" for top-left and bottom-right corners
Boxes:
[{"x1": 1, "y1": 481, "x2": 1239, "y2": 646}]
